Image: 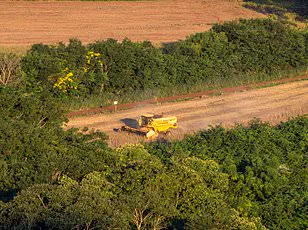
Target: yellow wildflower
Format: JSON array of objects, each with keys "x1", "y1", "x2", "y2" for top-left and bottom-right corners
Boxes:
[{"x1": 67, "y1": 72, "x2": 73, "y2": 77}]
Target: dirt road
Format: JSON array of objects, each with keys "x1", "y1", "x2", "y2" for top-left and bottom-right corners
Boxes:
[
  {"x1": 0, "y1": 0, "x2": 262, "y2": 46},
  {"x1": 67, "y1": 80, "x2": 308, "y2": 147}
]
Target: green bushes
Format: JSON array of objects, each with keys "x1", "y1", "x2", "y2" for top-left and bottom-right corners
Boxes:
[
  {"x1": 1, "y1": 93, "x2": 307, "y2": 229},
  {"x1": 0, "y1": 85, "x2": 307, "y2": 228},
  {"x1": 1, "y1": 17, "x2": 308, "y2": 229},
  {"x1": 212, "y1": 19, "x2": 307, "y2": 71},
  {"x1": 22, "y1": 39, "x2": 108, "y2": 96},
  {"x1": 146, "y1": 117, "x2": 308, "y2": 229},
  {"x1": 0, "y1": 87, "x2": 111, "y2": 198},
  {"x1": 167, "y1": 19, "x2": 307, "y2": 82},
  {"x1": 88, "y1": 39, "x2": 169, "y2": 94},
  {"x1": 0, "y1": 144, "x2": 266, "y2": 229},
  {"x1": 20, "y1": 19, "x2": 307, "y2": 106}
]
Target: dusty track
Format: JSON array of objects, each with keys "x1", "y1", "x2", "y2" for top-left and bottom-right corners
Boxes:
[
  {"x1": 67, "y1": 80, "x2": 308, "y2": 147},
  {"x1": 67, "y1": 75, "x2": 308, "y2": 117},
  {"x1": 0, "y1": 0, "x2": 262, "y2": 46}
]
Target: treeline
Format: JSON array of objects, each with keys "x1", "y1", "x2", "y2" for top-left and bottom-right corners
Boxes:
[
  {"x1": 19, "y1": 18, "x2": 307, "y2": 102},
  {"x1": 0, "y1": 87, "x2": 307, "y2": 229}
]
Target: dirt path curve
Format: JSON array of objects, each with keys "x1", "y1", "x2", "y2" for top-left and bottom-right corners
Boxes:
[
  {"x1": 67, "y1": 80, "x2": 308, "y2": 147},
  {"x1": 0, "y1": 0, "x2": 262, "y2": 46}
]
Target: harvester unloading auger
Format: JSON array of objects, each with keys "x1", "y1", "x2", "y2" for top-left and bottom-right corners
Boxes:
[{"x1": 121, "y1": 114, "x2": 177, "y2": 138}]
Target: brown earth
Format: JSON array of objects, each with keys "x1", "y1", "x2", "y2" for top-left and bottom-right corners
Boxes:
[
  {"x1": 66, "y1": 80, "x2": 308, "y2": 147},
  {"x1": 0, "y1": 0, "x2": 263, "y2": 47},
  {"x1": 67, "y1": 75, "x2": 308, "y2": 117}
]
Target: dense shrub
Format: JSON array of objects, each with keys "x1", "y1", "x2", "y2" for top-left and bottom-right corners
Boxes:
[
  {"x1": 21, "y1": 19, "x2": 307, "y2": 101},
  {"x1": 0, "y1": 145, "x2": 265, "y2": 229},
  {"x1": 0, "y1": 87, "x2": 111, "y2": 198},
  {"x1": 163, "y1": 32, "x2": 236, "y2": 85},
  {"x1": 88, "y1": 39, "x2": 169, "y2": 94},
  {"x1": 22, "y1": 39, "x2": 108, "y2": 96},
  {"x1": 0, "y1": 84, "x2": 307, "y2": 228},
  {"x1": 212, "y1": 19, "x2": 307, "y2": 71},
  {"x1": 22, "y1": 39, "x2": 86, "y2": 83},
  {"x1": 1, "y1": 103, "x2": 306, "y2": 228},
  {"x1": 166, "y1": 19, "x2": 307, "y2": 82},
  {"x1": 146, "y1": 117, "x2": 308, "y2": 229}
]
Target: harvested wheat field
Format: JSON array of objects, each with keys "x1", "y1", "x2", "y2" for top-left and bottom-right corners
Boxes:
[
  {"x1": 0, "y1": 0, "x2": 263, "y2": 46},
  {"x1": 67, "y1": 80, "x2": 308, "y2": 147}
]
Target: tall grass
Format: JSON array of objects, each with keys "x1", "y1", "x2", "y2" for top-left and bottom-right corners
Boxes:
[{"x1": 0, "y1": 46, "x2": 29, "y2": 57}]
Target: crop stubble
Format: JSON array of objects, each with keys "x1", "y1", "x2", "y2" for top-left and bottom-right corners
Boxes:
[{"x1": 0, "y1": 0, "x2": 263, "y2": 46}]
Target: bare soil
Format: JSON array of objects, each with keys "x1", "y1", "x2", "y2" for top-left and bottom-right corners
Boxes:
[
  {"x1": 67, "y1": 75, "x2": 308, "y2": 117},
  {"x1": 0, "y1": 0, "x2": 263, "y2": 46},
  {"x1": 66, "y1": 80, "x2": 308, "y2": 147}
]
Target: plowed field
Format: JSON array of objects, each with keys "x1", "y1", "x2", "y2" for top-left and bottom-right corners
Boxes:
[
  {"x1": 0, "y1": 0, "x2": 262, "y2": 46},
  {"x1": 67, "y1": 80, "x2": 308, "y2": 147}
]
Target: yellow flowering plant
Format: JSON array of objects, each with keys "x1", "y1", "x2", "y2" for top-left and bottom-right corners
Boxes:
[
  {"x1": 84, "y1": 51, "x2": 104, "y2": 73},
  {"x1": 51, "y1": 50, "x2": 107, "y2": 96},
  {"x1": 53, "y1": 71, "x2": 79, "y2": 94}
]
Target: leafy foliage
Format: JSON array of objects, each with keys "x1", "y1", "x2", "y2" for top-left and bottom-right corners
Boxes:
[
  {"x1": 22, "y1": 39, "x2": 108, "y2": 96},
  {"x1": 0, "y1": 145, "x2": 265, "y2": 229},
  {"x1": 0, "y1": 87, "x2": 111, "y2": 199},
  {"x1": 146, "y1": 117, "x2": 308, "y2": 229},
  {"x1": 21, "y1": 19, "x2": 308, "y2": 102},
  {"x1": 0, "y1": 87, "x2": 306, "y2": 229},
  {"x1": 1, "y1": 18, "x2": 307, "y2": 229},
  {"x1": 88, "y1": 39, "x2": 168, "y2": 94}
]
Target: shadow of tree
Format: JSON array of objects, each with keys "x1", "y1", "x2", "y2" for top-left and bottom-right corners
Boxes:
[
  {"x1": 0, "y1": 189, "x2": 19, "y2": 202},
  {"x1": 244, "y1": 0, "x2": 307, "y2": 20}
]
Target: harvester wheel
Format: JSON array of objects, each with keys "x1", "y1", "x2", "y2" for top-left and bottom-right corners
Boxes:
[
  {"x1": 146, "y1": 129, "x2": 158, "y2": 139},
  {"x1": 163, "y1": 131, "x2": 171, "y2": 136}
]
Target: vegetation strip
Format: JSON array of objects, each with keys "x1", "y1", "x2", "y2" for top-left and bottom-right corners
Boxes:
[
  {"x1": 67, "y1": 75, "x2": 308, "y2": 117},
  {"x1": 16, "y1": 18, "x2": 306, "y2": 112},
  {"x1": 2, "y1": 86, "x2": 307, "y2": 229}
]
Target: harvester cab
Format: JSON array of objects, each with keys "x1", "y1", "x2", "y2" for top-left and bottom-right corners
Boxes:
[{"x1": 138, "y1": 114, "x2": 162, "y2": 127}]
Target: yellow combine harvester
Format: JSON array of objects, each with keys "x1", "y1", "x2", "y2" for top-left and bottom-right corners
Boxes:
[{"x1": 121, "y1": 114, "x2": 177, "y2": 138}]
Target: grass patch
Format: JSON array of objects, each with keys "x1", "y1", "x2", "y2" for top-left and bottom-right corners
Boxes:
[{"x1": 0, "y1": 46, "x2": 29, "y2": 56}]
